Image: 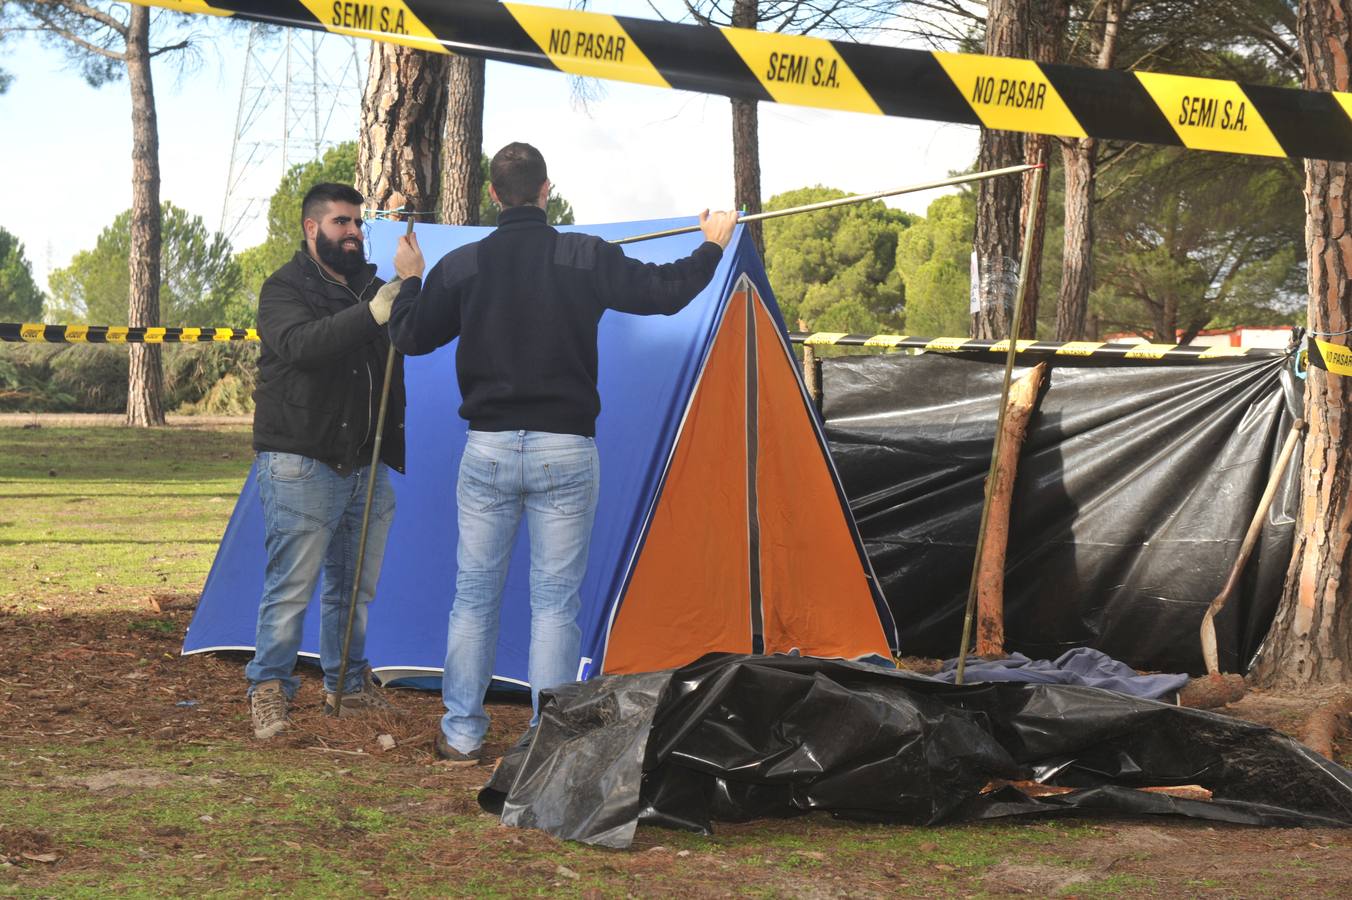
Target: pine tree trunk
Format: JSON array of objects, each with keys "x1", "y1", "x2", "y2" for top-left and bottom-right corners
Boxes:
[
  {"x1": 730, "y1": 0, "x2": 763, "y2": 257},
  {"x1": 1252, "y1": 0, "x2": 1352, "y2": 688},
  {"x1": 731, "y1": 97, "x2": 763, "y2": 256},
  {"x1": 1056, "y1": 137, "x2": 1096, "y2": 340},
  {"x1": 972, "y1": 0, "x2": 1029, "y2": 339},
  {"x1": 125, "y1": 5, "x2": 163, "y2": 428},
  {"x1": 1055, "y1": 0, "x2": 1121, "y2": 341},
  {"x1": 357, "y1": 44, "x2": 450, "y2": 216},
  {"x1": 1016, "y1": 0, "x2": 1068, "y2": 338},
  {"x1": 1019, "y1": 137, "x2": 1051, "y2": 339},
  {"x1": 439, "y1": 55, "x2": 485, "y2": 226}
]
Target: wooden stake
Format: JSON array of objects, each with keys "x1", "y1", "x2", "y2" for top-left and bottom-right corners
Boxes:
[
  {"x1": 955, "y1": 164, "x2": 1045, "y2": 685},
  {"x1": 974, "y1": 362, "x2": 1047, "y2": 658}
]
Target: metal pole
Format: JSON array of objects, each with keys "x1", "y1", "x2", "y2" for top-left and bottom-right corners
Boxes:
[
  {"x1": 610, "y1": 164, "x2": 1038, "y2": 245},
  {"x1": 331, "y1": 213, "x2": 414, "y2": 715},
  {"x1": 954, "y1": 164, "x2": 1045, "y2": 685}
]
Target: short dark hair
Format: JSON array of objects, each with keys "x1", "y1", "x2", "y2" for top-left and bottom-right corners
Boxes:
[
  {"x1": 490, "y1": 143, "x2": 548, "y2": 207},
  {"x1": 301, "y1": 183, "x2": 364, "y2": 233}
]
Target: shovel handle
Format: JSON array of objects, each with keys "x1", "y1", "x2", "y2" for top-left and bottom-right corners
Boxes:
[{"x1": 1200, "y1": 418, "x2": 1304, "y2": 674}]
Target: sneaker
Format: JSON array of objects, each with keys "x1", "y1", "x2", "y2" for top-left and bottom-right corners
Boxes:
[
  {"x1": 324, "y1": 669, "x2": 395, "y2": 717},
  {"x1": 434, "y1": 731, "x2": 482, "y2": 767},
  {"x1": 250, "y1": 680, "x2": 289, "y2": 740}
]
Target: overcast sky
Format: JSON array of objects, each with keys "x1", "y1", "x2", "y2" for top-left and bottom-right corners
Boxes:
[{"x1": 0, "y1": 1, "x2": 979, "y2": 294}]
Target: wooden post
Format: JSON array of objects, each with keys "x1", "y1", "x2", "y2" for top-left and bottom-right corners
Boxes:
[
  {"x1": 802, "y1": 343, "x2": 820, "y2": 409},
  {"x1": 974, "y1": 362, "x2": 1047, "y2": 657}
]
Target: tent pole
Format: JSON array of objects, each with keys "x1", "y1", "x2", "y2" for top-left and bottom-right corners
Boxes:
[
  {"x1": 610, "y1": 164, "x2": 1038, "y2": 245},
  {"x1": 331, "y1": 213, "x2": 415, "y2": 715},
  {"x1": 954, "y1": 164, "x2": 1045, "y2": 685}
]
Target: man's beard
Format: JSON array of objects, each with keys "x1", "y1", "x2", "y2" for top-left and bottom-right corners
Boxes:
[{"x1": 315, "y1": 228, "x2": 366, "y2": 277}]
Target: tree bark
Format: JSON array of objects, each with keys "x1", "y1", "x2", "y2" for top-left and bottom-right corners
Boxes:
[
  {"x1": 1056, "y1": 137, "x2": 1096, "y2": 339},
  {"x1": 439, "y1": 55, "x2": 485, "y2": 226},
  {"x1": 1055, "y1": 0, "x2": 1123, "y2": 341},
  {"x1": 124, "y1": 5, "x2": 164, "y2": 427},
  {"x1": 1252, "y1": 0, "x2": 1352, "y2": 688},
  {"x1": 972, "y1": 0, "x2": 1030, "y2": 339},
  {"x1": 1016, "y1": 0, "x2": 1068, "y2": 339},
  {"x1": 730, "y1": 0, "x2": 763, "y2": 257},
  {"x1": 357, "y1": 44, "x2": 450, "y2": 217},
  {"x1": 730, "y1": 99, "x2": 762, "y2": 255},
  {"x1": 731, "y1": 97, "x2": 764, "y2": 257}
]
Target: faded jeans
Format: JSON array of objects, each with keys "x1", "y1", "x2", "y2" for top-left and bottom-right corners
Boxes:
[
  {"x1": 245, "y1": 451, "x2": 395, "y2": 699},
  {"x1": 440, "y1": 430, "x2": 600, "y2": 754}
]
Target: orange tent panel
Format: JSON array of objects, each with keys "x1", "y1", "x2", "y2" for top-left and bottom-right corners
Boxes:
[
  {"x1": 752, "y1": 291, "x2": 892, "y2": 662},
  {"x1": 604, "y1": 292, "x2": 753, "y2": 673}
]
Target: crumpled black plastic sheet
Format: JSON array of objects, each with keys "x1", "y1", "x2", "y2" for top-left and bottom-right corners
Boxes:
[
  {"x1": 821, "y1": 352, "x2": 1303, "y2": 674},
  {"x1": 479, "y1": 654, "x2": 1352, "y2": 848}
]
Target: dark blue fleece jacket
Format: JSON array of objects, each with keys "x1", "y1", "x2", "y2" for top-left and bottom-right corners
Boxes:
[{"x1": 388, "y1": 205, "x2": 723, "y2": 437}]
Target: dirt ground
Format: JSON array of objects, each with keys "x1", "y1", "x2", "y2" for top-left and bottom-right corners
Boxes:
[
  {"x1": 3, "y1": 597, "x2": 1352, "y2": 897},
  {"x1": 3, "y1": 418, "x2": 1351, "y2": 896}
]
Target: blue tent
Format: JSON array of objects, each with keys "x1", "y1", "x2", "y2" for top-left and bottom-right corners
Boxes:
[{"x1": 184, "y1": 217, "x2": 896, "y2": 686}]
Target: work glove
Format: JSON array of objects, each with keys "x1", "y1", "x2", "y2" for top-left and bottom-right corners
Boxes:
[{"x1": 369, "y1": 278, "x2": 402, "y2": 326}]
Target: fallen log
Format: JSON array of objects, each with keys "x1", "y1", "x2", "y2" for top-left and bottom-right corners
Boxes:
[
  {"x1": 1300, "y1": 691, "x2": 1352, "y2": 760},
  {"x1": 1178, "y1": 673, "x2": 1248, "y2": 709},
  {"x1": 982, "y1": 780, "x2": 1214, "y2": 801}
]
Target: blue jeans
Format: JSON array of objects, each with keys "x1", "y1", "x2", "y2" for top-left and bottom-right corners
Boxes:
[
  {"x1": 245, "y1": 452, "x2": 396, "y2": 699},
  {"x1": 441, "y1": 430, "x2": 600, "y2": 753}
]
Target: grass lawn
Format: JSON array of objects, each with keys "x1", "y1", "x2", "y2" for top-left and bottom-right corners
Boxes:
[
  {"x1": 2, "y1": 424, "x2": 1351, "y2": 897},
  {"x1": 0, "y1": 426, "x2": 255, "y2": 613}
]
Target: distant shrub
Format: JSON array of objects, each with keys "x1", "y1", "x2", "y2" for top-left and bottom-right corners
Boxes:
[
  {"x1": 0, "y1": 341, "x2": 258, "y2": 415},
  {"x1": 165, "y1": 343, "x2": 258, "y2": 415}
]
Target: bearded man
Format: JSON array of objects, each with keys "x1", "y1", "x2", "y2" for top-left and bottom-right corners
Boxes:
[{"x1": 244, "y1": 182, "x2": 423, "y2": 739}]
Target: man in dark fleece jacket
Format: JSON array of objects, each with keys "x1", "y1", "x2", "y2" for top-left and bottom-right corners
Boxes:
[
  {"x1": 388, "y1": 142, "x2": 736, "y2": 765},
  {"x1": 247, "y1": 182, "x2": 420, "y2": 741}
]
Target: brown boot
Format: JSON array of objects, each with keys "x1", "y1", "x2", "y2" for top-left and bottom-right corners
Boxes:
[
  {"x1": 250, "y1": 680, "x2": 289, "y2": 739},
  {"x1": 434, "y1": 731, "x2": 482, "y2": 767},
  {"x1": 324, "y1": 670, "x2": 396, "y2": 717}
]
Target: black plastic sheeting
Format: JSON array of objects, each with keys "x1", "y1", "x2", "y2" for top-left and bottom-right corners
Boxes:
[
  {"x1": 820, "y1": 351, "x2": 1303, "y2": 675},
  {"x1": 479, "y1": 654, "x2": 1352, "y2": 848}
]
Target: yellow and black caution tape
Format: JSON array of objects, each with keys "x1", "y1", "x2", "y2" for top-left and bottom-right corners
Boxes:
[
  {"x1": 134, "y1": 0, "x2": 1352, "y2": 162},
  {"x1": 0, "y1": 322, "x2": 258, "y2": 343},
  {"x1": 790, "y1": 332, "x2": 1287, "y2": 362},
  {"x1": 1307, "y1": 337, "x2": 1352, "y2": 376}
]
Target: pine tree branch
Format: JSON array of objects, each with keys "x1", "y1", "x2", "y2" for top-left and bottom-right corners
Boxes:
[
  {"x1": 28, "y1": 0, "x2": 127, "y2": 36},
  {"x1": 24, "y1": 6, "x2": 125, "y2": 62},
  {"x1": 148, "y1": 38, "x2": 190, "y2": 58}
]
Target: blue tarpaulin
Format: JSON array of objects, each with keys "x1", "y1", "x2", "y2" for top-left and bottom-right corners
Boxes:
[{"x1": 930, "y1": 648, "x2": 1190, "y2": 700}]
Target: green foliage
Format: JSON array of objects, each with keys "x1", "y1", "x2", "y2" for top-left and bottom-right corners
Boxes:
[
  {"x1": 164, "y1": 342, "x2": 258, "y2": 414},
  {"x1": 237, "y1": 141, "x2": 358, "y2": 301},
  {"x1": 895, "y1": 191, "x2": 976, "y2": 337},
  {"x1": 0, "y1": 345, "x2": 77, "y2": 410},
  {"x1": 46, "y1": 202, "x2": 247, "y2": 328},
  {"x1": 1090, "y1": 147, "x2": 1304, "y2": 340},
  {"x1": 0, "y1": 344, "x2": 104, "y2": 411},
  {"x1": 478, "y1": 155, "x2": 576, "y2": 226},
  {"x1": 762, "y1": 186, "x2": 911, "y2": 333},
  {"x1": 0, "y1": 339, "x2": 259, "y2": 414},
  {"x1": 0, "y1": 225, "x2": 45, "y2": 321}
]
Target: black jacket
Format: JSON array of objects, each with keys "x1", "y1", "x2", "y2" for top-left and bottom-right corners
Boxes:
[
  {"x1": 253, "y1": 248, "x2": 406, "y2": 474},
  {"x1": 388, "y1": 205, "x2": 723, "y2": 436}
]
